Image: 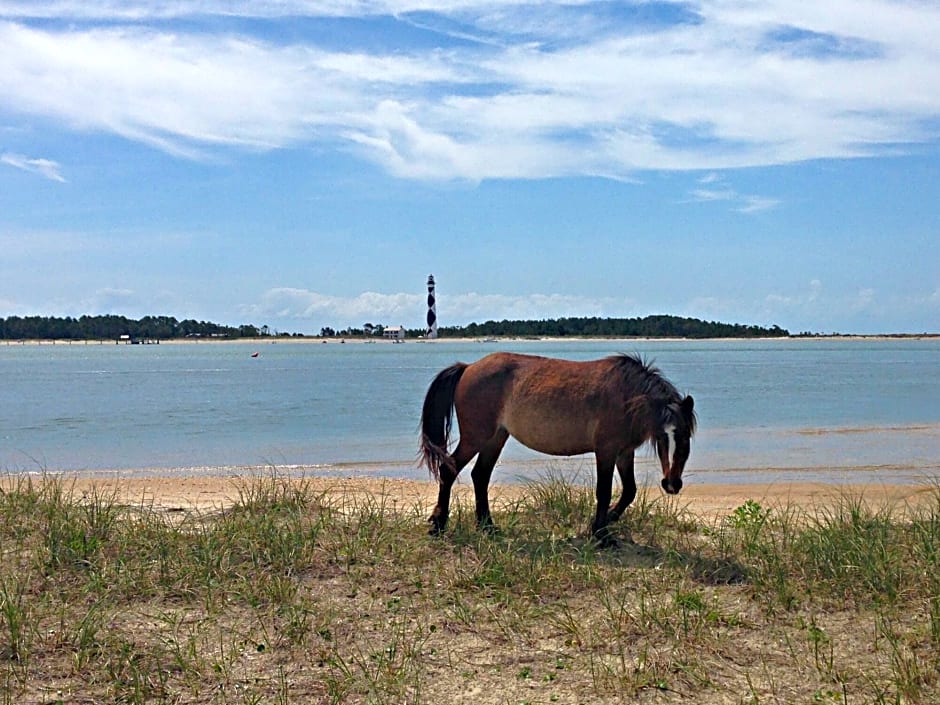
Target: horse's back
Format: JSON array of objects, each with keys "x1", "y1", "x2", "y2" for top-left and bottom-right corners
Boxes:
[
  {"x1": 452, "y1": 352, "x2": 525, "y2": 420},
  {"x1": 460, "y1": 353, "x2": 622, "y2": 456}
]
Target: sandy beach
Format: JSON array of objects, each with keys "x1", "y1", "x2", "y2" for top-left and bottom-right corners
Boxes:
[{"x1": 26, "y1": 471, "x2": 939, "y2": 523}]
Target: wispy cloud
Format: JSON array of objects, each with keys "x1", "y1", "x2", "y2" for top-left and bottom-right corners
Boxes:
[
  {"x1": 1, "y1": 152, "x2": 66, "y2": 181},
  {"x1": 736, "y1": 195, "x2": 781, "y2": 213},
  {"x1": 1, "y1": 1, "x2": 939, "y2": 179},
  {"x1": 240, "y1": 288, "x2": 424, "y2": 324},
  {"x1": 688, "y1": 173, "x2": 779, "y2": 213},
  {"x1": 250, "y1": 278, "x2": 889, "y2": 333},
  {"x1": 240, "y1": 287, "x2": 638, "y2": 328},
  {"x1": 689, "y1": 187, "x2": 737, "y2": 202}
]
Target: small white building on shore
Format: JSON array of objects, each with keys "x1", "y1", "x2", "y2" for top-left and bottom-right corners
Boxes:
[{"x1": 383, "y1": 325, "x2": 406, "y2": 341}]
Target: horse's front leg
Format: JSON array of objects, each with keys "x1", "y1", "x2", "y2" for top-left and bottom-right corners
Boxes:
[
  {"x1": 591, "y1": 452, "x2": 617, "y2": 547},
  {"x1": 607, "y1": 449, "x2": 637, "y2": 524}
]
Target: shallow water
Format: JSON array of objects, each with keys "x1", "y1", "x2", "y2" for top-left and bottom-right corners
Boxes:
[{"x1": 2, "y1": 337, "x2": 938, "y2": 486}]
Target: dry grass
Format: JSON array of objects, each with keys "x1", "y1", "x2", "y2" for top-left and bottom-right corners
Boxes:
[{"x1": 1, "y1": 471, "x2": 938, "y2": 704}]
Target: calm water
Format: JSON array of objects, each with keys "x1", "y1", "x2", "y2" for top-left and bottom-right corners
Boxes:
[{"x1": 2, "y1": 338, "x2": 938, "y2": 486}]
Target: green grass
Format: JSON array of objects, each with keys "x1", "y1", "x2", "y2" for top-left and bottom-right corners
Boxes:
[{"x1": 0, "y1": 472, "x2": 938, "y2": 703}]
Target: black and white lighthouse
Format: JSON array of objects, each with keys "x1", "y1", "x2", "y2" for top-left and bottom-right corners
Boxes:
[{"x1": 426, "y1": 274, "x2": 438, "y2": 339}]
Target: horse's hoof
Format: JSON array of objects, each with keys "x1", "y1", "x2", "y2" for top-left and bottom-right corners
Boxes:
[
  {"x1": 427, "y1": 516, "x2": 447, "y2": 536},
  {"x1": 479, "y1": 521, "x2": 501, "y2": 535},
  {"x1": 593, "y1": 531, "x2": 619, "y2": 549}
]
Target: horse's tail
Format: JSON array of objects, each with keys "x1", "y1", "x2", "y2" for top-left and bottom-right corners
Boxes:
[{"x1": 419, "y1": 362, "x2": 468, "y2": 481}]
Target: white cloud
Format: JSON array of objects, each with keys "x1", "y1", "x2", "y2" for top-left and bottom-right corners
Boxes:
[
  {"x1": 84, "y1": 287, "x2": 137, "y2": 311},
  {"x1": 689, "y1": 187, "x2": 736, "y2": 202},
  {"x1": 0, "y1": 287, "x2": 140, "y2": 318},
  {"x1": 241, "y1": 288, "x2": 638, "y2": 328},
  {"x1": 0, "y1": 296, "x2": 19, "y2": 313},
  {"x1": 736, "y1": 195, "x2": 781, "y2": 213},
  {"x1": 808, "y1": 278, "x2": 822, "y2": 302},
  {"x1": 684, "y1": 284, "x2": 940, "y2": 334},
  {"x1": 0, "y1": 1, "x2": 939, "y2": 179},
  {"x1": 687, "y1": 174, "x2": 780, "y2": 213},
  {"x1": 240, "y1": 288, "x2": 424, "y2": 323},
  {"x1": 853, "y1": 287, "x2": 876, "y2": 311},
  {"x1": 1, "y1": 152, "x2": 65, "y2": 181},
  {"x1": 762, "y1": 279, "x2": 822, "y2": 306}
]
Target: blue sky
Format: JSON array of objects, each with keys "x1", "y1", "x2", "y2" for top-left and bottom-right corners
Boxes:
[{"x1": 1, "y1": 1, "x2": 938, "y2": 335}]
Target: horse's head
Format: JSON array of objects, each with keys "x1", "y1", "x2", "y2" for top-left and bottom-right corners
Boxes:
[{"x1": 656, "y1": 395, "x2": 696, "y2": 495}]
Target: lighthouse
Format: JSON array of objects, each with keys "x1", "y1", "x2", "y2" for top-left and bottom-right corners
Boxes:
[{"x1": 426, "y1": 274, "x2": 438, "y2": 339}]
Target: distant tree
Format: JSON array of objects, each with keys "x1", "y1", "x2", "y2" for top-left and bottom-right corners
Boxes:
[
  {"x1": 0, "y1": 315, "x2": 272, "y2": 340},
  {"x1": 0, "y1": 314, "x2": 791, "y2": 341},
  {"x1": 433, "y1": 315, "x2": 790, "y2": 339}
]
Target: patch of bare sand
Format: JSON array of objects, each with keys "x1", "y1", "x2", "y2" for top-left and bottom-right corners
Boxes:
[{"x1": 17, "y1": 473, "x2": 938, "y2": 522}]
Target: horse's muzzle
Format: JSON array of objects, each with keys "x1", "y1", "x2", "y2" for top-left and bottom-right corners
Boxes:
[{"x1": 661, "y1": 477, "x2": 683, "y2": 495}]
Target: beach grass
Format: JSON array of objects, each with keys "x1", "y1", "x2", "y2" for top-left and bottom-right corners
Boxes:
[{"x1": 0, "y1": 472, "x2": 938, "y2": 704}]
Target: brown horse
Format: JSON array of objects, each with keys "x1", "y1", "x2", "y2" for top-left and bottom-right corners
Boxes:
[{"x1": 420, "y1": 352, "x2": 695, "y2": 545}]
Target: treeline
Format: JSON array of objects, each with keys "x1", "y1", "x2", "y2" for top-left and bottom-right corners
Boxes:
[
  {"x1": 3, "y1": 313, "x2": 791, "y2": 341},
  {"x1": 0, "y1": 315, "x2": 265, "y2": 341},
  {"x1": 430, "y1": 315, "x2": 789, "y2": 339}
]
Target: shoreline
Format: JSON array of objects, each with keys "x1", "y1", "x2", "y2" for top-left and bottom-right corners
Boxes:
[
  {"x1": 3, "y1": 333, "x2": 938, "y2": 347},
  {"x1": 9, "y1": 471, "x2": 937, "y2": 523}
]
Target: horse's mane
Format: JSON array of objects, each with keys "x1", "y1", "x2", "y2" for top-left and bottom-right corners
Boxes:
[
  {"x1": 608, "y1": 353, "x2": 678, "y2": 400},
  {"x1": 609, "y1": 354, "x2": 697, "y2": 433}
]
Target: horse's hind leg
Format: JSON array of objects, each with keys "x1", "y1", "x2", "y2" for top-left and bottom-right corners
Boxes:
[
  {"x1": 428, "y1": 442, "x2": 475, "y2": 535},
  {"x1": 471, "y1": 428, "x2": 509, "y2": 532},
  {"x1": 607, "y1": 450, "x2": 637, "y2": 524}
]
